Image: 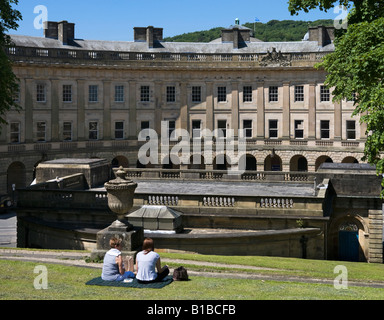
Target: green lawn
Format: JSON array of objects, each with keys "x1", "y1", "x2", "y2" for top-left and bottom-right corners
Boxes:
[
  {"x1": 1, "y1": 252, "x2": 384, "y2": 300},
  {"x1": 160, "y1": 252, "x2": 384, "y2": 283}
]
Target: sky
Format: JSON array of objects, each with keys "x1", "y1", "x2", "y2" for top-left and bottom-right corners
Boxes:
[{"x1": 10, "y1": 0, "x2": 341, "y2": 41}]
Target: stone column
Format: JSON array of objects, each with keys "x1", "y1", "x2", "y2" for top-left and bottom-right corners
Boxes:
[
  {"x1": 308, "y1": 83, "x2": 316, "y2": 140},
  {"x1": 128, "y1": 81, "x2": 137, "y2": 139},
  {"x1": 368, "y1": 209, "x2": 383, "y2": 263},
  {"x1": 334, "y1": 101, "x2": 342, "y2": 140},
  {"x1": 77, "y1": 80, "x2": 86, "y2": 141},
  {"x1": 103, "y1": 81, "x2": 111, "y2": 140},
  {"x1": 154, "y1": 81, "x2": 163, "y2": 135},
  {"x1": 256, "y1": 82, "x2": 265, "y2": 139},
  {"x1": 360, "y1": 111, "x2": 367, "y2": 139},
  {"x1": 282, "y1": 82, "x2": 290, "y2": 140},
  {"x1": 179, "y1": 82, "x2": 188, "y2": 132},
  {"x1": 25, "y1": 79, "x2": 34, "y2": 143},
  {"x1": 231, "y1": 81, "x2": 239, "y2": 137},
  {"x1": 206, "y1": 81, "x2": 214, "y2": 131},
  {"x1": 51, "y1": 79, "x2": 60, "y2": 142}
]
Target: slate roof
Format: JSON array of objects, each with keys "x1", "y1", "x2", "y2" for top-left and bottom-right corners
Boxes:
[{"x1": 9, "y1": 34, "x2": 334, "y2": 54}]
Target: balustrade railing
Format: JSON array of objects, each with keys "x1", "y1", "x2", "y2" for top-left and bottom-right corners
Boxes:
[{"x1": 5, "y1": 46, "x2": 331, "y2": 66}]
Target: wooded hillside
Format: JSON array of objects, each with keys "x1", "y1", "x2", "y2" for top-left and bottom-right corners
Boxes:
[{"x1": 163, "y1": 19, "x2": 334, "y2": 42}]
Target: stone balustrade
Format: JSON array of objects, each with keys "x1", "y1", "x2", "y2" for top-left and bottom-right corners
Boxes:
[{"x1": 6, "y1": 46, "x2": 329, "y2": 69}]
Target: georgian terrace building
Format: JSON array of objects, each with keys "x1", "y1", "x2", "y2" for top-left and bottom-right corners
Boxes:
[{"x1": 0, "y1": 20, "x2": 365, "y2": 195}]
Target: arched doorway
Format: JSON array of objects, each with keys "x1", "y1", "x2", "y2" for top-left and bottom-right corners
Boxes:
[
  {"x1": 315, "y1": 156, "x2": 333, "y2": 171},
  {"x1": 342, "y1": 156, "x2": 359, "y2": 164},
  {"x1": 290, "y1": 155, "x2": 308, "y2": 172},
  {"x1": 238, "y1": 154, "x2": 257, "y2": 171},
  {"x1": 162, "y1": 155, "x2": 180, "y2": 169},
  {"x1": 338, "y1": 222, "x2": 359, "y2": 262},
  {"x1": 264, "y1": 152, "x2": 282, "y2": 171},
  {"x1": 7, "y1": 162, "x2": 26, "y2": 194},
  {"x1": 188, "y1": 155, "x2": 205, "y2": 169},
  {"x1": 136, "y1": 157, "x2": 156, "y2": 168},
  {"x1": 213, "y1": 154, "x2": 229, "y2": 171},
  {"x1": 111, "y1": 156, "x2": 129, "y2": 168}
]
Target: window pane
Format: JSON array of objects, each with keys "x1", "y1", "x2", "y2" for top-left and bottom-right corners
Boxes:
[
  {"x1": 346, "y1": 120, "x2": 356, "y2": 139},
  {"x1": 63, "y1": 85, "x2": 72, "y2": 102},
  {"x1": 166, "y1": 86, "x2": 176, "y2": 102},
  {"x1": 243, "y1": 120, "x2": 252, "y2": 138},
  {"x1": 36, "y1": 84, "x2": 46, "y2": 102},
  {"x1": 320, "y1": 120, "x2": 330, "y2": 139},
  {"x1": 89, "y1": 122, "x2": 98, "y2": 140},
  {"x1": 320, "y1": 86, "x2": 330, "y2": 102},
  {"x1": 89, "y1": 85, "x2": 98, "y2": 102},
  {"x1": 115, "y1": 121, "x2": 124, "y2": 139},
  {"x1": 192, "y1": 86, "x2": 201, "y2": 103},
  {"x1": 218, "y1": 86, "x2": 226, "y2": 102},
  {"x1": 269, "y1": 86, "x2": 278, "y2": 102},
  {"x1": 10, "y1": 122, "x2": 20, "y2": 143},
  {"x1": 114, "y1": 85, "x2": 124, "y2": 102},
  {"x1": 294, "y1": 120, "x2": 304, "y2": 139},
  {"x1": 294, "y1": 86, "x2": 304, "y2": 102},
  {"x1": 269, "y1": 120, "x2": 278, "y2": 138},
  {"x1": 37, "y1": 122, "x2": 46, "y2": 141},
  {"x1": 63, "y1": 122, "x2": 72, "y2": 141},
  {"x1": 243, "y1": 86, "x2": 252, "y2": 102},
  {"x1": 140, "y1": 86, "x2": 150, "y2": 102},
  {"x1": 217, "y1": 120, "x2": 227, "y2": 137},
  {"x1": 192, "y1": 120, "x2": 201, "y2": 138}
]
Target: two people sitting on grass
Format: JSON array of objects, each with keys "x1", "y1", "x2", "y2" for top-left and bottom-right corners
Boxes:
[{"x1": 101, "y1": 237, "x2": 169, "y2": 283}]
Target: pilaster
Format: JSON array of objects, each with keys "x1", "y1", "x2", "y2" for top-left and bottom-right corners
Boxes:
[
  {"x1": 103, "y1": 81, "x2": 111, "y2": 140},
  {"x1": 128, "y1": 81, "x2": 137, "y2": 139},
  {"x1": 51, "y1": 79, "x2": 60, "y2": 142},
  {"x1": 256, "y1": 82, "x2": 265, "y2": 139},
  {"x1": 25, "y1": 79, "x2": 34, "y2": 143},
  {"x1": 308, "y1": 83, "x2": 316, "y2": 140},
  {"x1": 282, "y1": 81, "x2": 290, "y2": 139}
]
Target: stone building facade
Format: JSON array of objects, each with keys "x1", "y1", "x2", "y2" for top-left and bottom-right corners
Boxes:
[{"x1": 1, "y1": 21, "x2": 366, "y2": 195}]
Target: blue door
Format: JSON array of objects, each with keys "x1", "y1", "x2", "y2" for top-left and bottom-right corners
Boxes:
[{"x1": 339, "y1": 230, "x2": 359, "y2": 262}]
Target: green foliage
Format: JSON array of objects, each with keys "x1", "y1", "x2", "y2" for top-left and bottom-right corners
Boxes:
[
  {"x1": 245, "y1": 19, "x2": 333, "y2": 42},
  {"x1": 0, "y1": 0, "x2": 22, "y2": 127},
  {"x1": 288, "y1": 0, "x2": 351, "y2": 15},
  {"x1": 163, "y1": 19, "x2": 333, "y2": 43},
  {"x1": 163, "y1": 27, "x2": 223, "y2": 42}
]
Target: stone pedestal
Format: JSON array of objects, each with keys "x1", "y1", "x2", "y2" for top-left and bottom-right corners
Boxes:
[
  {"x1": 91, "y1": 225, "x2": 144, "y2": 260},
  {"x1": 91, "y1": 166, "x2": 143, "y2": 260}
]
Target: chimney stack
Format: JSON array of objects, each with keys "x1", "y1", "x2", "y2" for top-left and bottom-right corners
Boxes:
[
  {"x1": 134, "y1": 26, "x2": 163, "y2": 48},
  {"x1": 44, "y1": 20, "x2": 75, "y2": 45},
  {"x1": 308, "y1": 25, "x2": 335, "y2": 47}
]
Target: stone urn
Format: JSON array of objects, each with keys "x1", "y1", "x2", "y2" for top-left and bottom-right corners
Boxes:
[
  {"x1": 92, "y1": 166, "x2": 142, "y2": 260},
  {"x1": 104, "y1": 166, "x2": 138, "y2": 230}
]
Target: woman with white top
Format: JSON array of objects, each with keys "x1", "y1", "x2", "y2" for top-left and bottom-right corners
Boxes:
[{"x1": 136, "y1": 237, "x2": 169, "y2": 283}]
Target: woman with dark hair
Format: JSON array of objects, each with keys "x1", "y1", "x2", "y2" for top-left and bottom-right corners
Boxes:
[{"x1": 136, "y1": 237, "x2": 169, "y2": 283}]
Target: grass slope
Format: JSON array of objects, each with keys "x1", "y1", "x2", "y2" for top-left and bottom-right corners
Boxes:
[{"x1": 1, "y1": 252, "x2": 384, "y2": 300}]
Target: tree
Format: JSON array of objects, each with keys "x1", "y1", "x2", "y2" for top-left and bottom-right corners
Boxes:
[
  {"x1": 290, "y1": 0, "x2": 384, "y2": 196},
  {"x1": 0, "y1": 0, "x2": 22, "y2": 127}
]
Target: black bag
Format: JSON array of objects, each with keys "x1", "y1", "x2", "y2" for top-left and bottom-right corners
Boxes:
[{"x1": 173, "y1": 266, "x2": 189, "y2": 281}]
